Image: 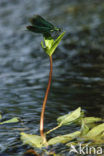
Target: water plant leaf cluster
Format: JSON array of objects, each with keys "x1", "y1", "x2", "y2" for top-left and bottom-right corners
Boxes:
[{"x1": 20, "y1": 107, "x2": 104, "y2": 153}]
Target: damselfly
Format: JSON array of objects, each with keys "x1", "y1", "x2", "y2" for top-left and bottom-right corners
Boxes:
[{"x1": 27, "y1": 15, "x2": 61, "y2": 35}]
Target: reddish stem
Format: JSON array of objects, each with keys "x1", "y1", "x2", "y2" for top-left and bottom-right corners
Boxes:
[{"x1": 40, "y1": 56, "x2": 52, "y2": 143}]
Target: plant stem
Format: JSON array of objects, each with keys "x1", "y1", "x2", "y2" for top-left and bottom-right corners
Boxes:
[
  {"x1": 46, "y1": 124, "x2": 61, "y2": 135},
  {"x1": 40, "y1": 55, "x2": 52, "y2": 144}
]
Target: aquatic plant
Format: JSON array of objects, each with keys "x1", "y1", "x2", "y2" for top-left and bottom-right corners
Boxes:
[
  {"x1": 21, "y1": 107, "x2": 104, "y2": 155},
  {"x1": 26, "y1": 15, "x2": 65, "y2": 144},
  {"x1": 19, "y1": 15, "x2": 104, "y2": 155},
  {"x1": 1, "y1": 15, "x2": 103, "y2": 155}
]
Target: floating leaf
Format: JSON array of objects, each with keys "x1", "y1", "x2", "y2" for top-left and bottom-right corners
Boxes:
[
  {"x1": 86, "y1": 123, "x2": 104, "y2": 138},
  {"x1": 82, "y1": 117, "x2": 102, "y2": 124},
  {"x1": 81, "y1": 120, "x2": 89, "y2": 136},
  {"x1": 48, "y1": 131, "x2": 80, "y2": 145},
  {"x1": 0, "y1": 117, "x2": 19, "y2": 124},
  {"x1": 0, "y1": 114, "x2": 2, "y2": 120},
  {"x1": 20, "y1": 132, "x2": 43, "y2": 148},
  {"x1": 57, "y1": 107, "x2": 81, "y2": 126}
]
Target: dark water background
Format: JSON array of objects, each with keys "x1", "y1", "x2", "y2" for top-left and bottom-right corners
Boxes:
[{"x1": 0, "y1": 0, "x2": 104, "y2": 155}]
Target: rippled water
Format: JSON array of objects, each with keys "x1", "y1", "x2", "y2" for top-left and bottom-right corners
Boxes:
[{"x1": 0, "y1": 0, "x2": 104, "y2": 155}]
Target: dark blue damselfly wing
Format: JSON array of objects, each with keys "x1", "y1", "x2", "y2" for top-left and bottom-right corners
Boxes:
[{"x1": 27, "y1": 15, "x2": 61, "y2": 35}]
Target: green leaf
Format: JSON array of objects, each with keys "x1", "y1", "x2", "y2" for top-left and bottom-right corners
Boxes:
[
  {"x1": 57, "y1": 107, "x2": 81, "y2": 126},
  {"x1": 91, "y1": 133, "x2": 104, "y2": 144},
  {"x1": 0, "y1": 114, "x2": 2, "y2": 120},
  {"x1": 20, "y1": 132, "x2": 43, "y2": 148},
  {"x1": 41, "y1": 41, "x2": 45, "y2": 49},
  {"x1": 41, "y1": 35, "x2": 54, "y2": 55},
  {"x1": 44, "y1": 36, "x2": 54, "y2": 50},
  {"x1": 0, "y1": 117, "x2": 19, "y2": 124},
  {"x1": 42, "y1": 32, "x2": 65, "y2": 56},
  {"x1": 82, "y1": 117, "x2": 102, "y2": 124},
  {"x1": 48, "y1": 131, "x2": 81, "y2": 145},
  {"x1": 86, "y1": 123, "x2": 104, "y2": 138},
  {"x1": 48, "y1": 32, "x2": 65, "y2": 56},
  {"x1": 80, "y1": 120, "x2": 89, "y2": 136},
  {"x1": 41, "y1": 41, "x2": 47, "y2": 52}
]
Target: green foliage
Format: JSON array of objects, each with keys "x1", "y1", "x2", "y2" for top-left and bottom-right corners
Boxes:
[
  {"x1": 0, "y1": 117, "x2": 19, "y2": 124},
  {"x1": 57, "y1": 107, "x2": 81, "y2": 126},
  {"x1": 86, "y1": 123, "x2": 104, "y2": 138},
  {"x1": 20, "y1": 17, "x2": 104, "y2": 155},
  {"x1": 41, "y1": 32, "x2": 65, "y2": 56},
  {"x1": 27, "y1": 15, "x2": 65, "y2": 56},
  {"x1": 80, "y1": 119, "x2": 89, "y2": 136},
  {"x1": 20, "y1": 132, "x2": 43, "y2": 148},
  {"x1": 48, "y1": 131, "x2": 81, "y2": 145},
  {"x1": 80, "y1": 117, "x2": 102, "y2": 124},
  {"x1": 20, "y1": 107, "x2": 104, "y2": 151}
]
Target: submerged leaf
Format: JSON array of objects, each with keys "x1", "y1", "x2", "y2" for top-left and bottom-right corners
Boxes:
[
  {"x1": 48, "y1": 131, "x2": 80, "y2": 145},
  {"x1": 57, "y1": 107, "x2": 81, "y2": 126},
  {"x1": 20, "y1": 132, "x2": 43, "y2": 148},
  {"x1": 86, "y1": 123, "x2": 104, "y2": 138},
  {"x1": 0, "y1": 117, "x2": 19, "y2": 124}
]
